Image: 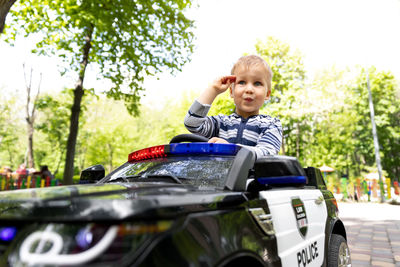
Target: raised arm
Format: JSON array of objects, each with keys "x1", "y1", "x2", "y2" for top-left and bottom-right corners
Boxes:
[
  {"x1": 197, "y1": 75, "x2": 236, "y2": 104},
  {"x1": 184, "y1": 76, "x2": 236, "y2": 139}
]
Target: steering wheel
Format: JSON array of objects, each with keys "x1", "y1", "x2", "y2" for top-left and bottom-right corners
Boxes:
[{"x1": 169, "y1": 134, "x2": 209, "y2": 144}]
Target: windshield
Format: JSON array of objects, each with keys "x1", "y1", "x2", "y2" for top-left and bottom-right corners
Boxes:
[{"x1": 102, "y1": 156, "x2": 235, "y2": 188}]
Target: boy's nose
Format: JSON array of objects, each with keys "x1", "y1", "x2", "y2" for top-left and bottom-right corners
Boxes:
[{"x1": 245, "y1": 84, "x2": 254, "y2": 93}]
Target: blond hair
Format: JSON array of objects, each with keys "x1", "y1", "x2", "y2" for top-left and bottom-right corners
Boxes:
[{"x1": 231, "y1": 55, "x2": 273, "y2": 93}]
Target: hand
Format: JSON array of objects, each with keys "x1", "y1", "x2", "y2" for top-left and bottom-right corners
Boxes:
[
  {"x1": 210, "y1": 75, "x2": 236, "y2": 94},
  {"x1": 208, "y1": 137, "x2": 229, "y2": 144},
  {"x1": 197, "y1": 75, "x2": 236, "y2": 105}
]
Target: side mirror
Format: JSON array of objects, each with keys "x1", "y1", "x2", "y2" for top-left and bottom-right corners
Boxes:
[
  {"x1": 254, "y1": 156, "x2": 307, "y2": 187},
  {"x1": 303, "y1": 167, "x2": 327, "y2": 189},
  {"x1": 79, "y1": 165, "x2": 105, "y2": 184}
]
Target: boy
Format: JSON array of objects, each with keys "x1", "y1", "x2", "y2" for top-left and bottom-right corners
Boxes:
[{"x1": 184, "y1": 55, "x2": 282, "y2": 157}]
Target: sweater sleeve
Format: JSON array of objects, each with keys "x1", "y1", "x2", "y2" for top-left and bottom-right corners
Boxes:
[
  {"x1": 184, "y1": 100, "x2": 219, "y2": 138},
  {"x1": 239, "y1": 118, "x2": 283, "y2": 158}
]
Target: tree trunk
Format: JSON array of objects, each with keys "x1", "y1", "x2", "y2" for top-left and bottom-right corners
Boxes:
[
  {"x1": 0, "y1": 0, "x2": 16, "y2": 33},
  {"x1": 27, "y1": 123, "x2": 34, "y2": 168},
  {"x1": 53, "y1": 147, "x2": 65, "y2": 177},
  {"x1": 63, "y1": 25, "x2": 93, "y2": 185},
  {"x1": 24, "y1": 65, "x2": 41, "y2": 169}
]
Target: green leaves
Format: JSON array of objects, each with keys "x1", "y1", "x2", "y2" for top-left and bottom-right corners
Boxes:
[
  {"x1": 349, "y1": 68, "x2": 400, "y2": 180},
  {"x1": 4, "y1": 0, "x2": 195, "y2": 184},
  {"x1": 5, "y1": 0, "x2": 195, "y2": 113},
  {"x1": 248, "y1": 37, "x2": 400, "y2": 182}
]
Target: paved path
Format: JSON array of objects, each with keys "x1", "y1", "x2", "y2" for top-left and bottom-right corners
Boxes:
[{"x1": 338, "y1": 202, "x2": 400, "y2": 267}]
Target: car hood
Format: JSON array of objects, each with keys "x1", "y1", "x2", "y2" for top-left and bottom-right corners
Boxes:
[{"x1": 0, "y1": 183, "x2": 247, "y2": 222}]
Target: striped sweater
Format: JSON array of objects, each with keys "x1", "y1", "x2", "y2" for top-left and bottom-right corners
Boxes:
[{"x1": 184, "y1": 100, "x2": 283, "y2": 157}]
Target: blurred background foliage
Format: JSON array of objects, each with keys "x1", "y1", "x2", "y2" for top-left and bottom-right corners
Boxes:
[{"x1": 0, "y1": 36, "x2": 399, "y2": 184}]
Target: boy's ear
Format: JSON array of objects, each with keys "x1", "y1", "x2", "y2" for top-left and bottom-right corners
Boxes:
[
  {"x1": 230, "y1": 85, "x2": 234, "y2": 98},
  {"x1": 265, "y1": 89, "x2": 271, "y2": 100}
]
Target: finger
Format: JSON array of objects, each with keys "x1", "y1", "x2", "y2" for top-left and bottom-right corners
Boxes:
[
  {"x1": 227, "y1": 75, "x2": 236, "y2": 84},
  {"x1": 221, "y1": 75, "x2": 236, "y2": 84},
  {"x1": 208, "y1": 137, "x2": 218, "y2": 143}
]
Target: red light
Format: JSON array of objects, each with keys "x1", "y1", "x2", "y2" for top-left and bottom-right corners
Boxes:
[{"x1": 128, "y1": 145, "x2": 166, "y2": 162}]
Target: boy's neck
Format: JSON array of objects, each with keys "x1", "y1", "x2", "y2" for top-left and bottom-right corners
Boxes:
[{"x1": 234, "y1": 109, "x2": 259, "y2": 119}]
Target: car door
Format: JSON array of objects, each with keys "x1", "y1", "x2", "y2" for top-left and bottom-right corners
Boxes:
[{"x1": 259, "y1": 189, "x2": 327, "y2": 267}]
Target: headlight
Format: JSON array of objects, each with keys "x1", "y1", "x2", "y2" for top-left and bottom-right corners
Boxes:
[
  {"x1": 0, "y1": 226, "x2": 17, "y2": 242},
  {"x1": 7, "y1": 221, "x2": 173, "y2": 266}
]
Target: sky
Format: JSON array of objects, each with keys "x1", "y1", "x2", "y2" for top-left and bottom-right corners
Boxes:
[{"x1": 1, "y1": 0, "x2": 399, "y2": 106}]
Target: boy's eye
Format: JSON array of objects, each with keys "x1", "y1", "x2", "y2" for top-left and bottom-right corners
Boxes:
[
  {"x1": 254, "y1": 81, "x2": 262, "y2": 86},
  {"x1": 238, "y1": 81, "x2": 245, "y2": 85}
]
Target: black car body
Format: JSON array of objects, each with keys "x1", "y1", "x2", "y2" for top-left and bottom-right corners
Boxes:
[{"x1": 0, "y1": 136, "x2": 350, "y2": 266}]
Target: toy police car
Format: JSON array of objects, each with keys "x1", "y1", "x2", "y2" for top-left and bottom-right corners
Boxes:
[{"x1": 0, "y1": 134, "x2": 350, "y2": 267}]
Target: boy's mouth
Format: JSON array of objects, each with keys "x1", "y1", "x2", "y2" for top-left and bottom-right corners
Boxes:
[{"x1": 244, "y1": 97, "x2": 253, "y2": 102}]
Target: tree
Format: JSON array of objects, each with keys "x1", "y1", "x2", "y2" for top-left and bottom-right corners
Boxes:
[
  {"x1": 255, "y1": 37, "x2": 307, "y2": 156},
  {"x1": 23, "y1": 64, "x2": 42, "y2": 169},
  {"x1": 35, "y1": 90, "x2": 75, "y2": 176},
  {"x1": 5, "y1": 0, "x2": 195, "y2": 184},
  {"x1": 0, "y1": 0, "x2": 16, "y2": 33},
  {"x1": 297, "y1": 68, "x2": 357, "y2": 172},
  {"x1": 78, "y1": 93, "x2": 193, "y2": 173},
  {"x1": 350, "y1": 67, "x2": 400, "y2": 181}
]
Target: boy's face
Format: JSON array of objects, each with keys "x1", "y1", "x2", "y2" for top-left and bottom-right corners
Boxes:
[{"x1": 230, "y1": 64, "x2": 271, "y2": 118}]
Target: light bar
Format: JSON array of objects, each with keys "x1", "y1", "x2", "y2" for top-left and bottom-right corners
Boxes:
[
  {"x1": 169, "y1": 143, "x2": 240, "y2": 156},
  {"x1": 128, "y1": 143, "x2": 240, "y2": 162},
  {"x1": 256, "y1": 176, "x2": 307, "y2": 185},
  {"x1": 128, "y1": 145, "x2": 166, "y2": 162}
]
